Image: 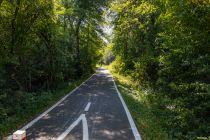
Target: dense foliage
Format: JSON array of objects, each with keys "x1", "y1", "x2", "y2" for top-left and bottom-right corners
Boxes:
[
  {"x1": 0, "y1": 0, "x2": 109, "y2": 136},
  {"x1": 110, "y1": 0, "x2": 210, "y2": 139},
  {"x1": 1, "y1": 0, "x2": 209, "y2": 139}
]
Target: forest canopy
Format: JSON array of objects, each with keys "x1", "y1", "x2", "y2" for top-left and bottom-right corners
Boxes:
[
  {"x1": 0, "y1": 0, "x2": 110, "y2": 136},
  {"x1": 109, "y1": 0, "x2": 210, "y2": 139},
  {"x1": 0, "y1": 0, "x2": 210, "y2": 139}
]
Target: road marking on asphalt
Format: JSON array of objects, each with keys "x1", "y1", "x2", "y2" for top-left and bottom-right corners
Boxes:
[
  {"x1": 57, "y1": 102, "x2": 91, "y2": 140},
  {"x1": 8, "y1": 69, "x2": 141, "y2": 140},
  {"x1": 82, "y1": 114, "x2": 89, "y2": 140},
  {"x1": 110, "y1": 71, "x2": 142, "y2": 140},
  {"x1": 57, "y1": 114, "x2": 89, "y2": 140},
  {"x1": 19, "y1": 74, "x2": 95, "y2": 131},
  {"x1": 84, "y1": 102, "x2": 91, "y2": 112}
]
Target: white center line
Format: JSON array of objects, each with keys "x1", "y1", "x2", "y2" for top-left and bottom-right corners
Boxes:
[
  {"x1": 19, "y1": 74, "x2": 95, "y2": 131},
  {"x1": 57, "y1": 102, "x2": 91, "y2": 140},
  {"x1": 84, "y1": 102, "x2": 91, "y2": 112},
  {"x1": 57, "y1": 114, "x2": 89, "y2": 140}
]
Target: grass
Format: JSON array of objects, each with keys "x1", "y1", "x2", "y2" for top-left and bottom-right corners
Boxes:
[
  {"x1": 103, "y1": 65, "x2": 173, "y2": 140},
  {"x1": 1, "y1": 74, "x2": 91, "y2": 139}
]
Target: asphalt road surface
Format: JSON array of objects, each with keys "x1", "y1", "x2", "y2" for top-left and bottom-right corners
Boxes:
[{"x1": 16, "y1": 68, "x2": 141, "y2": 140}]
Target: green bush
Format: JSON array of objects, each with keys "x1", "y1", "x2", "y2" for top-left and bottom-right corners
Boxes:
[{"x1": 110, "y1": 0, "x2": 210, "y2": 139}]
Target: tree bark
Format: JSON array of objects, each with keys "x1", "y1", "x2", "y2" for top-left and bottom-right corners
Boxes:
[
  {"x1": 11, "y1": 0, "x2": 21, "y2": 54},
  {"x1": 75, "y1": 18, "x2": 83, "y2": 61},
  {"x1": 40, "y1": 31, "x2": 54, "y2": 88},
  {"x1": 124, "y1": 35, "x2": 128, "y2": 59},
  {"x1": 74, "y1": 17, "x2": 84, "y2": 75}
]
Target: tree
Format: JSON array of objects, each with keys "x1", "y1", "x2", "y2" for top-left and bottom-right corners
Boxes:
[
  {"x1": 110, "y1": 0, "x2": 210, "y2": 139},
  {"x1": 0, "y1": 0, "x2": 110, "y2": 135}
]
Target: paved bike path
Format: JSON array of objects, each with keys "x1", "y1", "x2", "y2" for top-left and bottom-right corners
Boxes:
[{"x1": 18, "y1": 68, "x2": 141, "y2": 140}]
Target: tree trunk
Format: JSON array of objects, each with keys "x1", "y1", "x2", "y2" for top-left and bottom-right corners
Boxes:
[
  {"x1": 64, "y1": 15, "x2": 66, "y2": 31},
  {"x1": 40, "y1": 31, "x2": 54, "y2": 88},
  {"x1": 75, "y1": 18, "x2": 82, "y2": 61},
  {"x1": 124, "y1": 36, "x2": 128, "y2": 59},
  {"x1": 11, "y1": 0, "x2": 21, "y2": 54},
  {"x1": 75, "y1": 17, "x2": 83, "y2": 75}
]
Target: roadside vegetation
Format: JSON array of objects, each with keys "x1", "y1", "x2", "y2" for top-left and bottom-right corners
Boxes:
[
  {"x1": 104, "y1": 65, "x2": 173, "y2": 140},
  {"x1": 0, "y1": 0, "x2": 110, "y2": 138},
  {"x1": 0, "y1": 75, "x2": 90, "y2": 138},
  {"x1": 0, "y1": 0, "x2": 209, "y2": 139},
  {"x1": 102, "y1": 0, "x2": 210, "y2": 139}
]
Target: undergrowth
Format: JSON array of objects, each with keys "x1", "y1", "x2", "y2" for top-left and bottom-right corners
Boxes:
[
  {"x1": 103, "y1": 65, "x2": 174, "y2": 140},
  {"x1": 0, "y1": 74, "x2": 91, "y2": 139}
]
